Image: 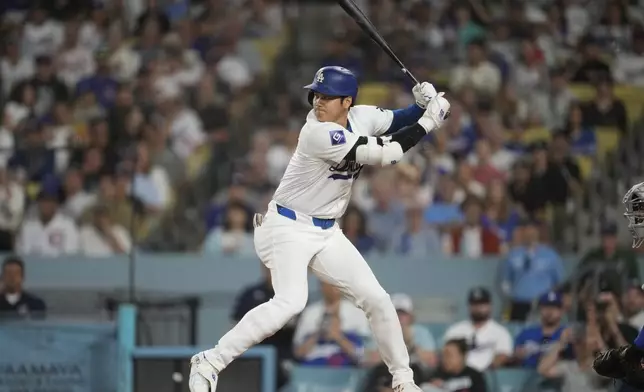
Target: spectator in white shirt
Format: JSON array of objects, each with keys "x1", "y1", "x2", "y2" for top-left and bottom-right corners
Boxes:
[
  {"x1": 450, "y1": 39, "x2": 501, "y2": 96},
  {"x1": 56, "y1": 20, "x2": 96, "y2": 90},
  {"x1": 0, "y1": 167, "x2": 25, "y2": 251},
  {"x1": 443, "y1": 287, "x2": 513, "y2": 371},
  {"x1": 21, "y1": 6, "x2": 64, "y2": 59},
  {"x1": 79, "y1": 204, "x2": 132, "y2": 257},
  {"x1": 293, "y1": 281, "x2": 371, "y2": 367},
  {"x1": 155, "y1": 80, "x2": 206, "y2": 161},
  {"x1": 0, "y1": 39, "x2": 35, "y2": 98},
  {"x1": 61, "y1": 167, "x2": 96, "y2": 221},
  {"x1": 613, "y1": 29, "x2": 644, "y2": 86},
  {"x1": 132, "y1": 143, "x2": 171, "y2": 211},
  {"x1": 16, "y1": 191, "x2": 80, "y2": 257}
]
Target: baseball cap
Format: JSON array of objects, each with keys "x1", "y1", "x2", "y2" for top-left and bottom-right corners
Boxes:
[
  {"x1": 391, "y1": 293, "x2": 413, "y2": 314},
  {"x1": 538, "y1": 291, "x2": 563, "y2": 307},
  {"x1": 600, "y1": 221, "x2": 618, "y2": 236},
  {"x1": 468, "y1": 287, "x2": 491, "y2": 304}
]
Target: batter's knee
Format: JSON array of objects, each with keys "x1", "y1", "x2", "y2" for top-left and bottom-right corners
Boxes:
[{"x1": 356, "y1": 286, "x2": 391, "y2": 312}]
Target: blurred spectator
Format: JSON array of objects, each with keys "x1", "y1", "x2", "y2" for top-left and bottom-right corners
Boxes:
[
  {"x1": 453, "y1": 160, "x2": 485, "y2": 200},
  {"x1": 130, "y1": 143, "x2": 171, "y2": 212},
  {"x1": 450, "y1": 39, "x2": 501, "y2": 96},
  {"x1": 293, "y1": 281, "x2": 370, "y2": 367},
  {"x1": 75, "y1": 46, "x2": 118, "y2": 109},
  {"x1": 613, "y1": 29, "x2": 644, "y2": 86},
  {"x1": 443, "y1": 287, "x2": 513, "y2": 371},
  {"x1": 79, "y1": 204, "x2": 132, "y2": 257},
  {"x1": 521, "y1": 142, "x2": 551, "y2": 219},
  {"x1": 392, "y1": 204, "x2": 441, "y2": 257},
  {"x1": 0, "y1": 167, "x2": 25, "y2": 251},
  {"x1": 56, "y1": 19, "x2": 96, "y2": 90},
  {"x1": 468, "y1": 139, "x2": 505, "y2": 187},
  {"x1": 61, "y1": 167, "x2": 96, "y2": 221},
  {"x1": 205, "y1": 179, "x2": 255, "y2": 232},
  {"x1": 21, "y1": 5, "x2": 64, "y2": 59},
  {"x1": 366, "y1": 170, "x2": 406, "y2": 253},
  {"x1": 11, "y1": 55, "x2": 69, "y2": 118},
  {"x1": 365, "y1": 293, "x2": 437, "y2": 369},
  {"x1": 0, "y1": 256, "x2": 46, "y2": 319},
  {"x1": 481, "y1": 179, "x2": 520, "y2": 247},
  {"x1": 155, "y1": 78, "x2": 206, "y2": 161},
  {"x1": 341, "y1": 206, "x2": 375, "y2": 255},
  {"x1": 581, "y1": 77, "x2": 628, "y2": 133},
  {"x1": 592, "y1": 283, "x2": 638, "y2": 350},
  {"x1": 231, "y1": 264, "x2": 294, "y2": 389},
  {"x1": 508, "y1": 158, "x2": 546, "y2": 219},
  {"x1": 577, "y1": 221, "x2": 639, "y2": 298},
  {"x1": 423, "y1": 339, "x2": 488, "y2": 392},
  {"x1": 501, "y1": 219, "x2": 564, "y2": 321},
  {"x1": 534, "y1": 68, "x2": 575, "y2": 131},
  {"x1": 425, "y1": 175, "x2": 463, "y2": 227},
  {"x1": 572, "y1": 36, "x2": 611, "y2": 84},
  {"x1": 565, "y1": 103, "x2": 596, "y2": 156},
  {"x1": 537, "y1": 326, "x2": 610, "y2": 392},
  {"x1": 0, "y1": 38, "x2": 34, "y2": 98},
  {"x1": 622, "y1": 280, "x2": 644, "y2": 329},
  {"x1": 16, "y1": 191, "x2": 79, "y2": 256},
  {"x1": 514, "y1": 291, "x2": 572, "y2": 368},
  {"x1": 203, "y1": 202, "x2": 254, "y2": 256},
  {"x1": 444, "y1": 196, "x2": 501, "y2": 257}
]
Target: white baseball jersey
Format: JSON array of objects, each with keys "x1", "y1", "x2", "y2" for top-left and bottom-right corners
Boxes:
[{"x1": 272, "y1": 105, "x2": 394, "y2": 219}]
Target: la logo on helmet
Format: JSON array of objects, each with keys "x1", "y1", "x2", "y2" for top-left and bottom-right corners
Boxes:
[{"x1": 316, "y1": 71, "x2": 324, "y2": 83}]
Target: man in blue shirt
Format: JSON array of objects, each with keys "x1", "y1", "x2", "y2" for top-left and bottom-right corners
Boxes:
[
  {"x1": 501, "y1": 219, "x2": 565, "y2": 321},
  {"x1": 514, "y1": 291, "x2": 572, "y2": 368}
]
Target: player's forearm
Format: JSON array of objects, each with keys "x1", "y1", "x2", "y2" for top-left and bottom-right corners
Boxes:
[
  {"x1": 345, "y1": 123, "x2": 427, "y2": 167},
  {"x1": 384, "y1": 104, "x2": 425, "y2": 134}
]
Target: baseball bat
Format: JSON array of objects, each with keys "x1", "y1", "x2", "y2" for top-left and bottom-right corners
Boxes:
[{"x1": 337, "y1": 0, "x2": 419, "y2": 86}]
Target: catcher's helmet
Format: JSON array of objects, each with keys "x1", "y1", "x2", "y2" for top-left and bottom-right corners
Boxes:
[
  {"x1": 304, "y1": 66, "x2": 358, "y2": 106},
  {"x1": 623, "y1": 182, "x2": 644, "y2": 248}
]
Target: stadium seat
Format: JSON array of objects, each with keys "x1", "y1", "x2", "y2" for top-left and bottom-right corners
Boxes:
[
  {"x1": 485, "y1": 368, "x2": 537, "y2": 392},
  {"x1": 594, "y1": 127, "x2": 620, "y2": 162},
  {"x1": 575, "y1": 155, "x2": 594, "y2": 180},
  {"x1": 284, "y1": 366, "x2": 367, "y2": 392},
  {"x1": 356, "y1": 83, "x2": 391, "y2": 106},
  {"x1": 569, "y1": 83, "x2": 595, "y2": 102},
  {"x1": 521, "y1": 127, "x2": 551, "y2": 145}
]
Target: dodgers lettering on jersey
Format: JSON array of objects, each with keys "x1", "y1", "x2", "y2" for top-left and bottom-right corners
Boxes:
[{"x1": 272, "y1": 105, "x2": 394, "y2": 219}]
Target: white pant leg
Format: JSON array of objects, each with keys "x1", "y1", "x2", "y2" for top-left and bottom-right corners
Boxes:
[
  {"x1": 205, "y1": 214, "x2": 321, "y2": 371},
  {"x1": 310, "y1": 228, "x2": 414, "y2": 387}
]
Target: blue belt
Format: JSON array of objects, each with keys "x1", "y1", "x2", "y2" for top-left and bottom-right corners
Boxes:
[{"x1": 276, "y1": 204, "x2": 335, "y2": 230}]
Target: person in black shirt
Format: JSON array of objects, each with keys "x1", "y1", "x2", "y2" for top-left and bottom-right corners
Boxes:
[
  {"x1": 0, "y1": 256, "x2": 46, "y2": 319},
  {"x1": 423, "y1": 339, "x2": 487, "y2": 392}
]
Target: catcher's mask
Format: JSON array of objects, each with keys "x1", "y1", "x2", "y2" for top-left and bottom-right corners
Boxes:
[{"x1": 623, "y1": 182, "x2": 644, "y2": 248}]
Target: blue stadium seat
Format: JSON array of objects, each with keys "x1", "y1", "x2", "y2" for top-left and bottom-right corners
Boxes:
[
  {"x1": 485, "y1": 368, "x2": 538, "y2": 392},
  {"x1": 284, "y1": 366, "x2": 367, "y2": 392}
]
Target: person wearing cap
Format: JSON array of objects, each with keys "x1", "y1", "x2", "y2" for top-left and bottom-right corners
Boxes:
[
  {"x1": 16, "y1": 190, "x2": 79, "y2": 256},
  {"x1": 577, "y1": 221, "x2": 639, "y2": 298},
  {"x1": 365, "y1": 293, "x2": 437, "y2": 369},
  {"x1": 514, "y1": 291, "x2": 572, "y2": 368},
  {"x1": 362, "y1": 294, "x2": 435, "y2": 391},
  {"x1": 622, "y1": 280, "x2": 644, "y2": 329},
  {"x1": 79, "y1": 204, "x2": 132, "y2": 256},
  {"x1": 442, "y1": 287, "x2": 513, "y2": 371},
  {"x1": 501, "y1": 218, "x2": 564, "y2": 321}
]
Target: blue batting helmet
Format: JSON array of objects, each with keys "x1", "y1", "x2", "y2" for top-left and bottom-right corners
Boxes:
[{"x1": 304, "y1": 66, "x2": 358, "y2": 106}]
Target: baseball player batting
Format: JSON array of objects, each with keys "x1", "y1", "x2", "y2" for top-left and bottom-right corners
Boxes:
[
  {"x1": 188, "y1": 66, "x2": 450, "y2": 392},
  {"x1": 592, "y1": 182, "x2": 644, "y2": 389}
]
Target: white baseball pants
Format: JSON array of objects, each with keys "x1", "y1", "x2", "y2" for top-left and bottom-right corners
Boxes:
[{"x1": 204, "y1": 201, "x2": 414, "y2": 387}]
